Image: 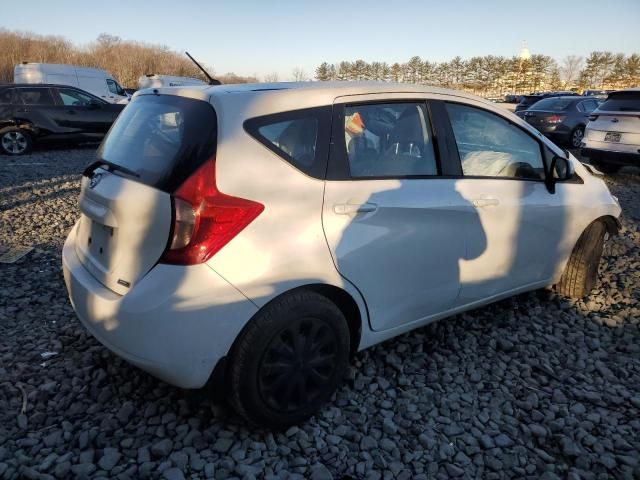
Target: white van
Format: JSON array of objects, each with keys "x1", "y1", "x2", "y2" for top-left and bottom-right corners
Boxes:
[
  {"x1": 138, "y1": 74, "x2": 206, "y2": 89},
  {"x1": 14, "y1": 63, "x2": 129, "y2": 104}
]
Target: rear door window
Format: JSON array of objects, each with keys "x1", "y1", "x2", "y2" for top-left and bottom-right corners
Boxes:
[
  {"x1": 17, "y1": 87, "x2": 55, "y2": 105},
  {"x1": 55, "y1": 88, "x2": 100, "y2": 106},
  {"x1": 96, "y1": 94, "x2": 217, "y2": 192},
  {"x1": 244, "y1": 107, "x2": 331, "y2": 178}
]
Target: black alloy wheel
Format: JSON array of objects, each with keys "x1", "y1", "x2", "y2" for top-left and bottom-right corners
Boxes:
[
  {"x1": 226, "y1": 290, "x2": 351, "y2": 429},
  {"x1": 257, "y1": 317, "x2": 338, "y2": 413}
]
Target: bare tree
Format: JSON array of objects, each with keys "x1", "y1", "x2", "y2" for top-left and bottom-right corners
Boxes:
[
  {"x1": 263, "y1": 72, "x2": 279, "y2": 82},
  {"x1": 292, "y1": 67, "x2": 308, "y2": 82},
  {"x1": 0, "y1": 28, "x2": 264, "y2": 86},
  {"x1": 559, "y1": 55, "x2": 584, "y2": 88}
]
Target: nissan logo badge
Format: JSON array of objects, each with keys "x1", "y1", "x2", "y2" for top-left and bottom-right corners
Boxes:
[{"x1": 89, "y1": 173, "x2": 102, "y2": 189}]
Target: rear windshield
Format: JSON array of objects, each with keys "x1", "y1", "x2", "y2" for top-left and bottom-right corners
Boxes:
[
  {"x1": 598, "y1": 92, "x2": 640, "y2": 112},
  {"x1": 96, "y1": 94, "x2": 217, "y2": 192},
  {"x1": 520, "y1": 95, "x2": 543, "y2": 105},
  {"x1": 528, "y1": 97, "x2": 574, "y2": 111}
]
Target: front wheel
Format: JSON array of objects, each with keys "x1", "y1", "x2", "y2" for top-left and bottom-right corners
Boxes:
[
  {"x1": 0, "y1": 127, "x2": 33, "y2": 155},
  {"x1": 555, "y1": 221, "x2": 606, "y2": 298},
  {"x1": 570, "y1": 126, "x2": 584, "y2": 149},
  {"x1": 226, "y1": 290, "x2": 350, "y2": 429}
]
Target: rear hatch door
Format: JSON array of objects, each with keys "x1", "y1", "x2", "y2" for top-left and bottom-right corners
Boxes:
[
  {"x1": 587, "y1": 91, "x2": 640, "y2": 145},
  {"x1": 73, "y1": 93, "x2": 217, "y2": 295}
]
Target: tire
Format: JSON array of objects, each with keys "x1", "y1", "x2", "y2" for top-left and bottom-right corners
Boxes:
[
  {"x1": 591, "y1": 161, "x2": 621, "y2": 174},
  {"x1": 570, "y1": 126, "x2": 584, "y2": 149},
  {"x1": 226, "y1": 290, "x2": 350, "y2": 429},
  {"x1": 556, "y1": 221, "x2": 606, "y2": 298},
  {"x1": 0, "y1": 127, "x2": 33, "y2": 155}
]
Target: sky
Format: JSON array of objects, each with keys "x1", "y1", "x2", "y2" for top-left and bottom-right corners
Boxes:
[{"x1": 3, "y1": 0, "x2": 640, "y2": 80}]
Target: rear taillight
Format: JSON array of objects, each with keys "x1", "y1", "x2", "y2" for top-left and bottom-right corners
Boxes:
[
  {"x1": 546, "y1": 115, "x2": 566, "y2": 124},
  {"x1": 588, "y1": 114, "x2": 599, "y2": 121},
  {"x1": 160, "y1": 158, "x2": 264, "y2": 265}
]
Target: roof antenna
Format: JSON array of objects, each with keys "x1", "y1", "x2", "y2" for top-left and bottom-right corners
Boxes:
[{"x1": 185, "y1": 51, "x2": 221, "y2": 86}]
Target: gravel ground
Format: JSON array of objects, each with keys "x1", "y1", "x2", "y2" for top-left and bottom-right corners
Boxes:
[{"x1": 1, "y1": 148, "x2": 639, "y2": 480}]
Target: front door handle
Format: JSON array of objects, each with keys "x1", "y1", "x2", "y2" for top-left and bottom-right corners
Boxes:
[
  {"x1": 333, "y1": 202, "x2": 378, "y2": 215},
  {"x1": 67, "y1": 110, "x2": 77, "y2": 115},
  {"x1": 472, "y1": 197, "x2": 500, "y2": 208}
]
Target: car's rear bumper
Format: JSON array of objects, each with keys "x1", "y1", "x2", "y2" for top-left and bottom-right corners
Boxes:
[
  {"x1": 62, "y1": 229, "x2": 257, "y2": 388},
  {"x1": 581, "y1": 147, "x2": 640, "y2": 166}
]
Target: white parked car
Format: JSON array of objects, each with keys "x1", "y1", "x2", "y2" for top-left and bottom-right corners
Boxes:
[
  {"x1": 138, "y1": 74, "x2": 207, "y2": 89},
  {"x1": 582, "y1": 89, "x2": 640, "y2": 173},
  {"x1": 62, "y1": 82, "x2": 621, "y2": 428},
  {"x1": 14, "y1": 63, "x2": 129, "y2": 104}
]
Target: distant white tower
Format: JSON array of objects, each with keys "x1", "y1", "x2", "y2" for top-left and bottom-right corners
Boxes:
[{"x1": 519, "y1": 41, "x2": 531, "y2": 60}]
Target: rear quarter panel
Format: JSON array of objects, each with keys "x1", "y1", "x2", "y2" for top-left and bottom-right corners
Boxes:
[{"x1": 204, "y1": 92, "x2": 369, "y2": 333}]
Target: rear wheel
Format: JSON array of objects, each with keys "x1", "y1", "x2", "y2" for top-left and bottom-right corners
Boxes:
[
  {"x1": 570, "y1": 126, "x2": 584, "y2": 148},
  {"x1": 0, "y1": 127, "x2": 32, "y2": 155},
  {"x1": 556, "y1": 221, "x2": 606, "y2": 298},
  {"x1": 226, "y1": 290, "x2": 350, "y2": 429}
]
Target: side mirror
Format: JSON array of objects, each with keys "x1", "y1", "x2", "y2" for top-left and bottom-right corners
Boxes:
[
  {"x1": 88, "y1": 100, "x2": 101, "y2": 109},
  {"x1": 546, "y1": 155, "x2": 573, "y2": 193}
]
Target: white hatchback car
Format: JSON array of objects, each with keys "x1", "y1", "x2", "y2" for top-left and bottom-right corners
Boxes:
[
  {"x1": 63, "y1": 82, "x2": 621, "y2": 428},
  {"x1": 582, "y1": 88, "x2": 640, "y2": 173}
]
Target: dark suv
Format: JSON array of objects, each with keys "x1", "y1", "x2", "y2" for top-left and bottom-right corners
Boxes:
[{"x1": 0, "y1": 84, "x2": 125, "y2": 155}]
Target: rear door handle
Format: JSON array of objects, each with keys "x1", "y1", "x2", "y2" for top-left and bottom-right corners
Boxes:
[
  {"x1": 333, "y1": 202, "x2": 378, "y2": 215},
  {"x1": 472, "y1": 198, "x2": 500, "y2": 208}
]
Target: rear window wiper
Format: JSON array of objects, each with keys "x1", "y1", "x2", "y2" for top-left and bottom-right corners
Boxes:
[{"x1": 83, "y1": 159, "x2": 140, "y2": 179}]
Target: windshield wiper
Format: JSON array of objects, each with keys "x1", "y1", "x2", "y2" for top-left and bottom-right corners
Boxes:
[{"x1": 83, "y1": 159, "x2": 140, "y2": 179}]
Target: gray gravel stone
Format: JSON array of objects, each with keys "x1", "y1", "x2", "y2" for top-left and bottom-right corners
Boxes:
[
  {"x1": 70, "y1": 462, "x2": 96, "y2": 476},
  {"x1": 382, "y1": 417, "x2": 398, "y2": 435},
  {"x1": 163, "y1": 467, "x2": 186, "y2": 480},
  {"x1": 151, "y1": 439, "x2": 173, "y2": 457},
  {"x1": 116, "y1": 401, "x2": 135, "y2": 424},
  {"x1": 212, "y1": 438, "x2": 234, "y2": 453},
  {"x1": 98, "y1": 448, "x2": 121, "y2": 471},
  {"x1": 169, "y1": 451, "x2": 188, "y2": 469},
  {"x1": 494, "y1": 433, "x2": 514, "y2": 448},
  {"x1": 309, "y1": 463, "x2": 333, "y2": 480}
]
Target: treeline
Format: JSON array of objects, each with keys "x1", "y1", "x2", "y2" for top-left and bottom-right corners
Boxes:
[
  {"x1": 315, "y1": 52, "x2": 640, "y2": 96},
  {"x1": 0, "y1": 29, "x2": 257, "y2": 87}
]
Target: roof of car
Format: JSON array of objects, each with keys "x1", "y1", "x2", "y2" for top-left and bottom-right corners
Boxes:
[
  {"x1": 137, "y1": 80, "x2": 492, "y2": 106},
  {"x1": 214, "y1": 81, "x2": 472, "y2": 95}
]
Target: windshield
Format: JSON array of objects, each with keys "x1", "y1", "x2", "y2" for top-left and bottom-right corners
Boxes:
[
  {"x1": 598, "y1": 92, "x2": 640, "y2": 112},
  {"x1": 96, "y1": 94, "x2": 217, "y2": 192},
  {"x1": 528, "y1": 97, "x2": 574, "y2": 111}
]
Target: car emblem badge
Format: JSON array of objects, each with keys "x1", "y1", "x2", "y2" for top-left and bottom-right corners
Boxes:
[{"x1": 89, "y1": 173, "x2": 102, "y2": 189}]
